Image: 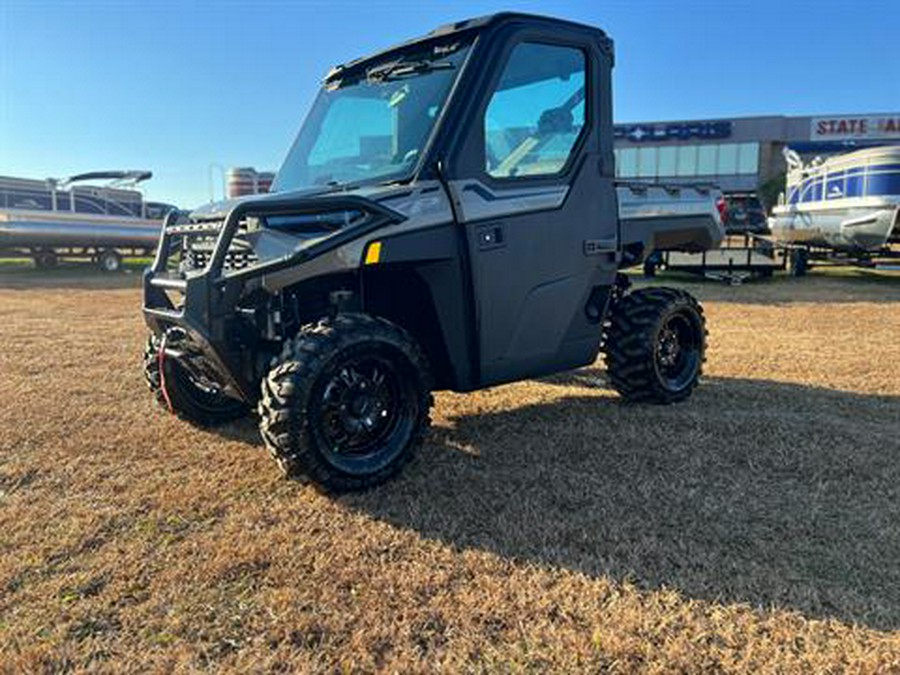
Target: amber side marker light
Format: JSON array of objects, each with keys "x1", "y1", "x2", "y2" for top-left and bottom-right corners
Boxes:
[{"x1": 364, "y1": 241, "x2": 382, "y2": 265}]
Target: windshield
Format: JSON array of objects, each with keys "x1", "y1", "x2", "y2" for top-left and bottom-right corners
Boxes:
[{"x1": 272, "y1": 40, "x2": 472, "y2": 192}]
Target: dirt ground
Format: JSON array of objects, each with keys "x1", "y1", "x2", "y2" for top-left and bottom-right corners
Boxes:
[{"x1": 1, "y1": 266, "x2": 899, "y2": 673}]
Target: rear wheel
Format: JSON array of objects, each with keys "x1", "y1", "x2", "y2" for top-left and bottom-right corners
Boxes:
[
  {"x1": 33, "y1": 250, "x2": 58, "y2": 269},
  {"x1": 143, "y1": 335, "x2": 248, "y2": 426},
  {"x1": 259, "y1": 313, "x2": 432, "y2": 491},
  {"x1": 788, "y1": 248, "x2": 809, "y2": 277},
  {"x1": 603, "y1": 287, "x2": 706, "y2": 404},
  {"x1": 642, "y1": 251, "x2": 662, "y2": 278}
]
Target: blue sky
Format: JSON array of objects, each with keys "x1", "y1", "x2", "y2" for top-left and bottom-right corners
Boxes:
[{"x1": 1, "y1": 0, "x2": 898, "y2": 207}]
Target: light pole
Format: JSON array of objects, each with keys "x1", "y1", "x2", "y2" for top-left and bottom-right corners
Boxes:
[{"x1": 207, "y1": 163, "x2": 226, "y2": 203}]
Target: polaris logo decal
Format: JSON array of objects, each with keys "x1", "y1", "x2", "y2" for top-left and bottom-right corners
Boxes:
[{"x1": 614, "y1": 121, "x2": 732, "y2": 143}]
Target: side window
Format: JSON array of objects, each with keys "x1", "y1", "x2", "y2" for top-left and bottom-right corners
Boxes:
[{"x1": 484, "y1": 42, "x2": 586, "y2": 178}]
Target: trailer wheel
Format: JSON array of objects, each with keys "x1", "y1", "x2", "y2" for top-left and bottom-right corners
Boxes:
[
  {"x1": 143, "y1": 335, "x2": 248, "y2": 426},
  {"x1": 98, "y1": 249, "x2": 122, "y2": 273},
  {"x1": 259, "y1": 313, "x2": 432, "y2": 491},
  {"x1": 642, "y1": 251, "x2": 661, "y2": 278},
  {"x1": 33, "y1": 250, "x2": 58, "y2": 269},
  {"x1": 603, "y1": 287, "x2": 706, "y2": 404},
  {"x1": 788, "y1": 248, "x2": 808, "y2": 277}
]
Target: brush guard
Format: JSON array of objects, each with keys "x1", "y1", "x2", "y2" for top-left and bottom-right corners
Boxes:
[{"x1": 143, "y1": 195, "x2": 405, "y2": 402}]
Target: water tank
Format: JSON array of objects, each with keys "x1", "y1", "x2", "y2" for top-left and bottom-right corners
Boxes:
[
  {"x1": 256, "y1": 172, "x2": 275, "y2": 194},
  {"x1": 226, "y1": 167, "x2": 256, "y2": 198},
  {"x1": 226, "y1": 168, "x2": 275, "y2": 198}
]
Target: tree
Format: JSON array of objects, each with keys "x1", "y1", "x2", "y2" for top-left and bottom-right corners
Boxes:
[{"x1": 757, "y1": 172, "x2": 786, "y2": 213}]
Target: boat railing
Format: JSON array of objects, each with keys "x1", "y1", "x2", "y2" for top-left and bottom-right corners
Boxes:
[
  {"x1": 784, "y1": 149, "x2": 900, "y2": 205},
  {"x1": 0, "y1": 175, "x2": 153, "y2": 219}
]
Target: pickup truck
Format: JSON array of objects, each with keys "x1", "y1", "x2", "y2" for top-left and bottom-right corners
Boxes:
[{"x1": 142, "y1": 12, "x2": 724, "y2": 490}]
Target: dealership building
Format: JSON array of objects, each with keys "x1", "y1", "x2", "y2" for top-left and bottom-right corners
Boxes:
[{"x1": 613, "y1": 113, "x2": 900, "y2": 194}]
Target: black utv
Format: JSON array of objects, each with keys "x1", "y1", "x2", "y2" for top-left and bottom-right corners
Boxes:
[{"x1": 143, "y1": 13, "x2": 722, "y2": 490}]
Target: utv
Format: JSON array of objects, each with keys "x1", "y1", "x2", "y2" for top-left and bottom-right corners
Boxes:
[{"x1": 143, "y1": 13, "x2": 724, "y2": 490}]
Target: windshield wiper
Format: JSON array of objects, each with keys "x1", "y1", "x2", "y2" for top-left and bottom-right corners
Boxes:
[
  {"x1": 366, "y1": 59, "x2": 454, "y2": 83},
  {"x1": 321, "y1": 179, "x2": 361, "y2": 193}
]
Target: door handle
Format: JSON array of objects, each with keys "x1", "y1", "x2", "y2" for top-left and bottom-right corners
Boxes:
[
  {"x1": 584, "y1": 238, "x2": 617, "y2": 255},
  {"x1": 477, "y1": 223, "x2": 505, "y2": 251}
]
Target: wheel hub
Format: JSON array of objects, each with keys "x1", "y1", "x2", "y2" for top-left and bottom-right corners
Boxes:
[
  {"x1": 321, "y1": 363, "x2": 397, "y2": 454},
  {"x1": 657, "y1": 327, "x2": 681, "y2": 367},
  {"x1": 345, "y1": 388, "x2": 385, "y2": 429}
]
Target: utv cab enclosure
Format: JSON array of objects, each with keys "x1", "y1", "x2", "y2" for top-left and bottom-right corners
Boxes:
[{"x1": 143, "y1": 13, "x2": 723, "y2": 490}]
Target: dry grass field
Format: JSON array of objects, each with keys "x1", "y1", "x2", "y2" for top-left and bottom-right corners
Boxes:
[{"x1": 1, "y1": 266, "x2": 899, "y2": 673}]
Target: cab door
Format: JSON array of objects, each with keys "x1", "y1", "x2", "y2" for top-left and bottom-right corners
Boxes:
[{"x1": 448, "y1": 30, "x2": 619, "y2": 386}]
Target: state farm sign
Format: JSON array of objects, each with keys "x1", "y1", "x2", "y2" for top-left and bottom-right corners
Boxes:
[{"x1": 811, "y1": 115, "x2": 900, "y2": 140}]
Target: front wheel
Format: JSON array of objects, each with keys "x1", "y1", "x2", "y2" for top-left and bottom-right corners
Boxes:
[
  {"x1": 258, "y1": 314, "x2": 432, "y2": 492},
  {"x1": 603, "y1": 287, "x2": 706, "y2": 404},
  {"x1": 143, "y1": 335, "x2": 248, "y2": 426}
]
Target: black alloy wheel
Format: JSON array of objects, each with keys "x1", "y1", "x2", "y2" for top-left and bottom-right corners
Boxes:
[
  {"x1": 310, "y1": 350, "x2": 417, "y2": 476},
  {"x1": 259, "y1": 313, "x2": 432, "y2": 491},
  {"x1": 653, "y1": 310, "x2": 702, "y2": 394},
  {"x1": 603, "y1": 287, "x2": 707, "y2": 404}
]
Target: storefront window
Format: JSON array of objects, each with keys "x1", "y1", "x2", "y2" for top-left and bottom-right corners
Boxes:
[
  {"x1": 637, "y1": 147, "x2": 657, "y2": 178},
  {"x1": 697, "y1": 145, "x2": 717, "y2": 175},
  {"x1": 616, "y1": 148, "x2": 637, "y2": 177},
  {"x1": 657, "y1": 146, "x2": 677, "y2": 177},
  {"x1": 676, "y1": 145, "x2": 697, "y2": 177},
  {"x1": 614, "y1": 140, "x2": 763, "y2": 179},
  {"x1": 737, "y1": 142, "x2": 759, "y2": 174},
  {"x1": 717, "y1": 144, "x2": 738, "y2": 175}
]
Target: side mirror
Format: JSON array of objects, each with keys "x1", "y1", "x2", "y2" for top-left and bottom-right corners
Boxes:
[{"x1": 537, "y1": 107, "x2": 574, "y2": 135}]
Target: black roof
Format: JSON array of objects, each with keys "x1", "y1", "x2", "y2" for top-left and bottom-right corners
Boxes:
[
  {"x1": 423, "y1": 12, "x2": 609, "y2": 40},
  {"x1": 326, "y1": 12, "x2": 612, "y2": 83}
]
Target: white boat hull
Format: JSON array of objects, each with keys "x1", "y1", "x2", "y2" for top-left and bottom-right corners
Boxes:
[
  {"x1": 0, "y1": 208, "x2": 162, "y2": 250},
  {"x1": 771, "y1": 145, "x2": 900, "y2": 251},
  {"x1": 769, "y1": 197, "x2": 899, "y2": 251}
]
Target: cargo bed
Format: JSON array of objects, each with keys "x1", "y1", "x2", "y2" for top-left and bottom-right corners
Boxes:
[{"x1": 617, "y1": 181, "x2": 725, "y2": 254}]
